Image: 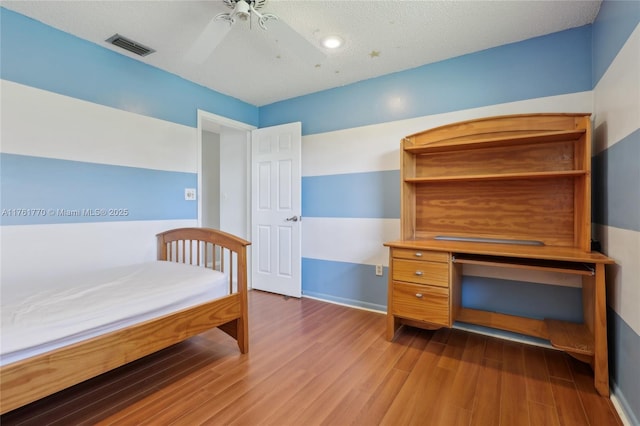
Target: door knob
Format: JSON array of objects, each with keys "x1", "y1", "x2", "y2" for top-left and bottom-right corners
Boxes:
[{"x1": 285, "y1": 216, "x2": 299, "y2": 222}]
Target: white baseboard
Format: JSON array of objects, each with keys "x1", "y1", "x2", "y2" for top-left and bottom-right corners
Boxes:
[{"x1": 610, "y1": 389, "x2": 635, "y2": 426}]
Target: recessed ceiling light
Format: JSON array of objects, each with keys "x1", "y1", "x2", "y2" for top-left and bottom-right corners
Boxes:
[{"x1": 321, "y1": 35, "x2": 344, "y2": 49}]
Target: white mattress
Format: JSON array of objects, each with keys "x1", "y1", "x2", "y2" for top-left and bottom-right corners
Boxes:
[{"x1": 1, "y1": 261, "x2": 228, "y2": 366}]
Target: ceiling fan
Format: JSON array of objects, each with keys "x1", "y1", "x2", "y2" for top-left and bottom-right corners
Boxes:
[
  {"x1": 185, "y1": 0, "x2": 326, "y2": 64},
  {"x1": 216, "y1": 0, "x2": 274, "y2": 29}
]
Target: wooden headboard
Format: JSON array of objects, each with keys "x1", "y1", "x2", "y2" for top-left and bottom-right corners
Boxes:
[{"x1": 157, "y1": 227, "x2": 251, "y2": 295}]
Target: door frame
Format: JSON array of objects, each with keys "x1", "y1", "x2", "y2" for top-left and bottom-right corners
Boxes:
[
  {"x1": 196, "y1": 109, "x2": 256, "y2": 234},
  {"x1": 196, "y1": 110, "x2": 256, "y2": 286}
]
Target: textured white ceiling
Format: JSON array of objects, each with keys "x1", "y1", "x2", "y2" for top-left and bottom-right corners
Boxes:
[{"x1": 2, "y1": 0, "x2": 602, "y2": 106}]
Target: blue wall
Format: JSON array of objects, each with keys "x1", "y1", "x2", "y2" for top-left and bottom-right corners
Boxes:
[
  {"x1": 302, "y1": 170, "x2": 400, "y2": 219},
  {"x1": 264, "y1": 27, "x2": 595, "y2": 314},
  {"x1": 591, "y1": 1, "x2": 640, "y2": 422},
  {"x1": 0, "y1": 7, "x2": 257, "y2": 228},
  {"x1": 265, "y1": 2, "x2": 639, "y2": 421},
  {"x1": 1, "y1": 2, "x2": 638, "y2": 421},
  {"x1": 0, "y1": 8, "x2": 259, "y2": 128},
  {"x1": 0, "y1": 154, "x2": 197, "y2": 225},
  {"x1": 592, "y1": 129, "x2": 640, "y2": 232},
  {"x1": 260, "y1": 26, "x2": 592, "y2": 135}
]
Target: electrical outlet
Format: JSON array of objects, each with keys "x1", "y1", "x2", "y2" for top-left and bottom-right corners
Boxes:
[
  {"x1": 375, "y1": 264, "x2": 383, "y2": 276},
  {"x1": 184, "y1": 188, "x2": 196, "y2": 201}
]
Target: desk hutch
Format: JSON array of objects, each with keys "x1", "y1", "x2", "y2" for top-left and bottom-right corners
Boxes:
[{"x1": 384, "y1": 113, "x2": 614, "y2": 396}]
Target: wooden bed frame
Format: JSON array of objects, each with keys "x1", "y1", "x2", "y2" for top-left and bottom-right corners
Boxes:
[{"x1": 0, "y1": 227, "x2": 251, "y2": 414}]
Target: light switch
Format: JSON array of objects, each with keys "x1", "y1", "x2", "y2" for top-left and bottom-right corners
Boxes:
[{"x1": 185, "y1": 188, "x2": 196, "y2": 201}]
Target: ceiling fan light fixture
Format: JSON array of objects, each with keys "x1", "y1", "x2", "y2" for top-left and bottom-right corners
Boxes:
[
  {"x1": 321, "y1": 35, "x2": 344, "y2": 49},
  {"x1": 234, "y1": 0, "x2": 251, "y2": 20}
]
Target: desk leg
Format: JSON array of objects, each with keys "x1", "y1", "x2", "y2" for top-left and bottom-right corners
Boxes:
[
  {"x1": 584, "y1": 263, "x2": 609, "y2": 397},
  {"x1": 387, "y1": 314, "x2": 401, "y2": 341},
  {"x1": 387, "y1": 253, "x2": 399, "y2": 341}
]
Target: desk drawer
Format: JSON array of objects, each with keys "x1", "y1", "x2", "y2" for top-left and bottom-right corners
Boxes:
[
  {"x1": 392, "y1": 259, "x2": 449, "y2": 287},
  {"x1": 392, "y1": 248, "x2": 449, "y2": 263},
  {"x1": 392, "y1": 282, "x2": 450, "y2": 327}
]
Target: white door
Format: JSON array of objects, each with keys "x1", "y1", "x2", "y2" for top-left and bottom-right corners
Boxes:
[{"x1": 251, "y1": 122, "x2": 302, "y2": 297}]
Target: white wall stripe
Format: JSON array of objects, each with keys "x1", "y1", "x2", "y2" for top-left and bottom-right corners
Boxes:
[
  {"x1": 303, "y1": 217, "x2": 584, "y2": 288},
  {"x1": 302, "y1": 217, "x2": 399, "y2": 266},
  {"x1": 1, "y1": 80, "x2": 197, "y2": 173},
  {"x1": 593, "y1": 24, "x2": 640, "y2": 155},
  {"x1": 0, "y1": 220, "x2": 197, "y2": 285},
  {"x1": 302, "y1": 92, "x2": 593, "y2": 177},
  {"x1": 592, "y1": 21, "x2": 640, "y2": 337},
  {"x1": 595, "y1": 223, "x2": 640, "y2": 336}
]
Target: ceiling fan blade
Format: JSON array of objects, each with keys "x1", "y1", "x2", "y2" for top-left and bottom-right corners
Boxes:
[
  {"x1": 184, "y1": 18, "x2": 232, "y2": 63},
  {"x1": 266, "y1": 19, "x2": 327, "y2": 65}
]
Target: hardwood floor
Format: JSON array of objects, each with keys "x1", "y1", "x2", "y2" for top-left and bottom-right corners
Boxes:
[{"x1": 2, "y1": 290, "x2": 622, "y2": 425}]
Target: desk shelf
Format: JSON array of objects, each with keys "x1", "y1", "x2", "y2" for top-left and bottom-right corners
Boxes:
[
  {"x1": 404, "y1": 170, "x2": 588, "y2": 184},
  {"x1": 400, "y1": 113, "x2": 592, "y2": 251},
  {"x1": 545, "y1": 319, "x2": 594, "y2": 356}
]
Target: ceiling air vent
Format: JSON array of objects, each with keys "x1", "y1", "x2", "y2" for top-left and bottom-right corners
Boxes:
[{"x1": 106, "y1": 34, "x2": 155, "y2": 57}]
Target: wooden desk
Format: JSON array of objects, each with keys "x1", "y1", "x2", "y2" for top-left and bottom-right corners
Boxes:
[{"x1": 384, "y1": 239, "x2": 614, "y2": 397}]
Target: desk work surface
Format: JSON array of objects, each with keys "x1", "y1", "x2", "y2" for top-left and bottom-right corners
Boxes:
[{"x1": 384, "y1": 238, "x2": 614, "y2": 265}]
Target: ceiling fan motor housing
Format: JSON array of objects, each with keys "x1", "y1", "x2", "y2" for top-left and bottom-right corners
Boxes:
[{"x1": 223, "y1": 0, "x2": 268, "y2": 11}]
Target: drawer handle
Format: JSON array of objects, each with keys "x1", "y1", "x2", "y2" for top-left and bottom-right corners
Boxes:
[
  {"x1": 415, "y1": 252, "x2": 423, "y2": 257},
  {"x1": 415, "y1": 293, "x2": 423, "y2": 298},
  {"x1": 415, "y1": 271, "x2": 424, "y2": 276}
]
